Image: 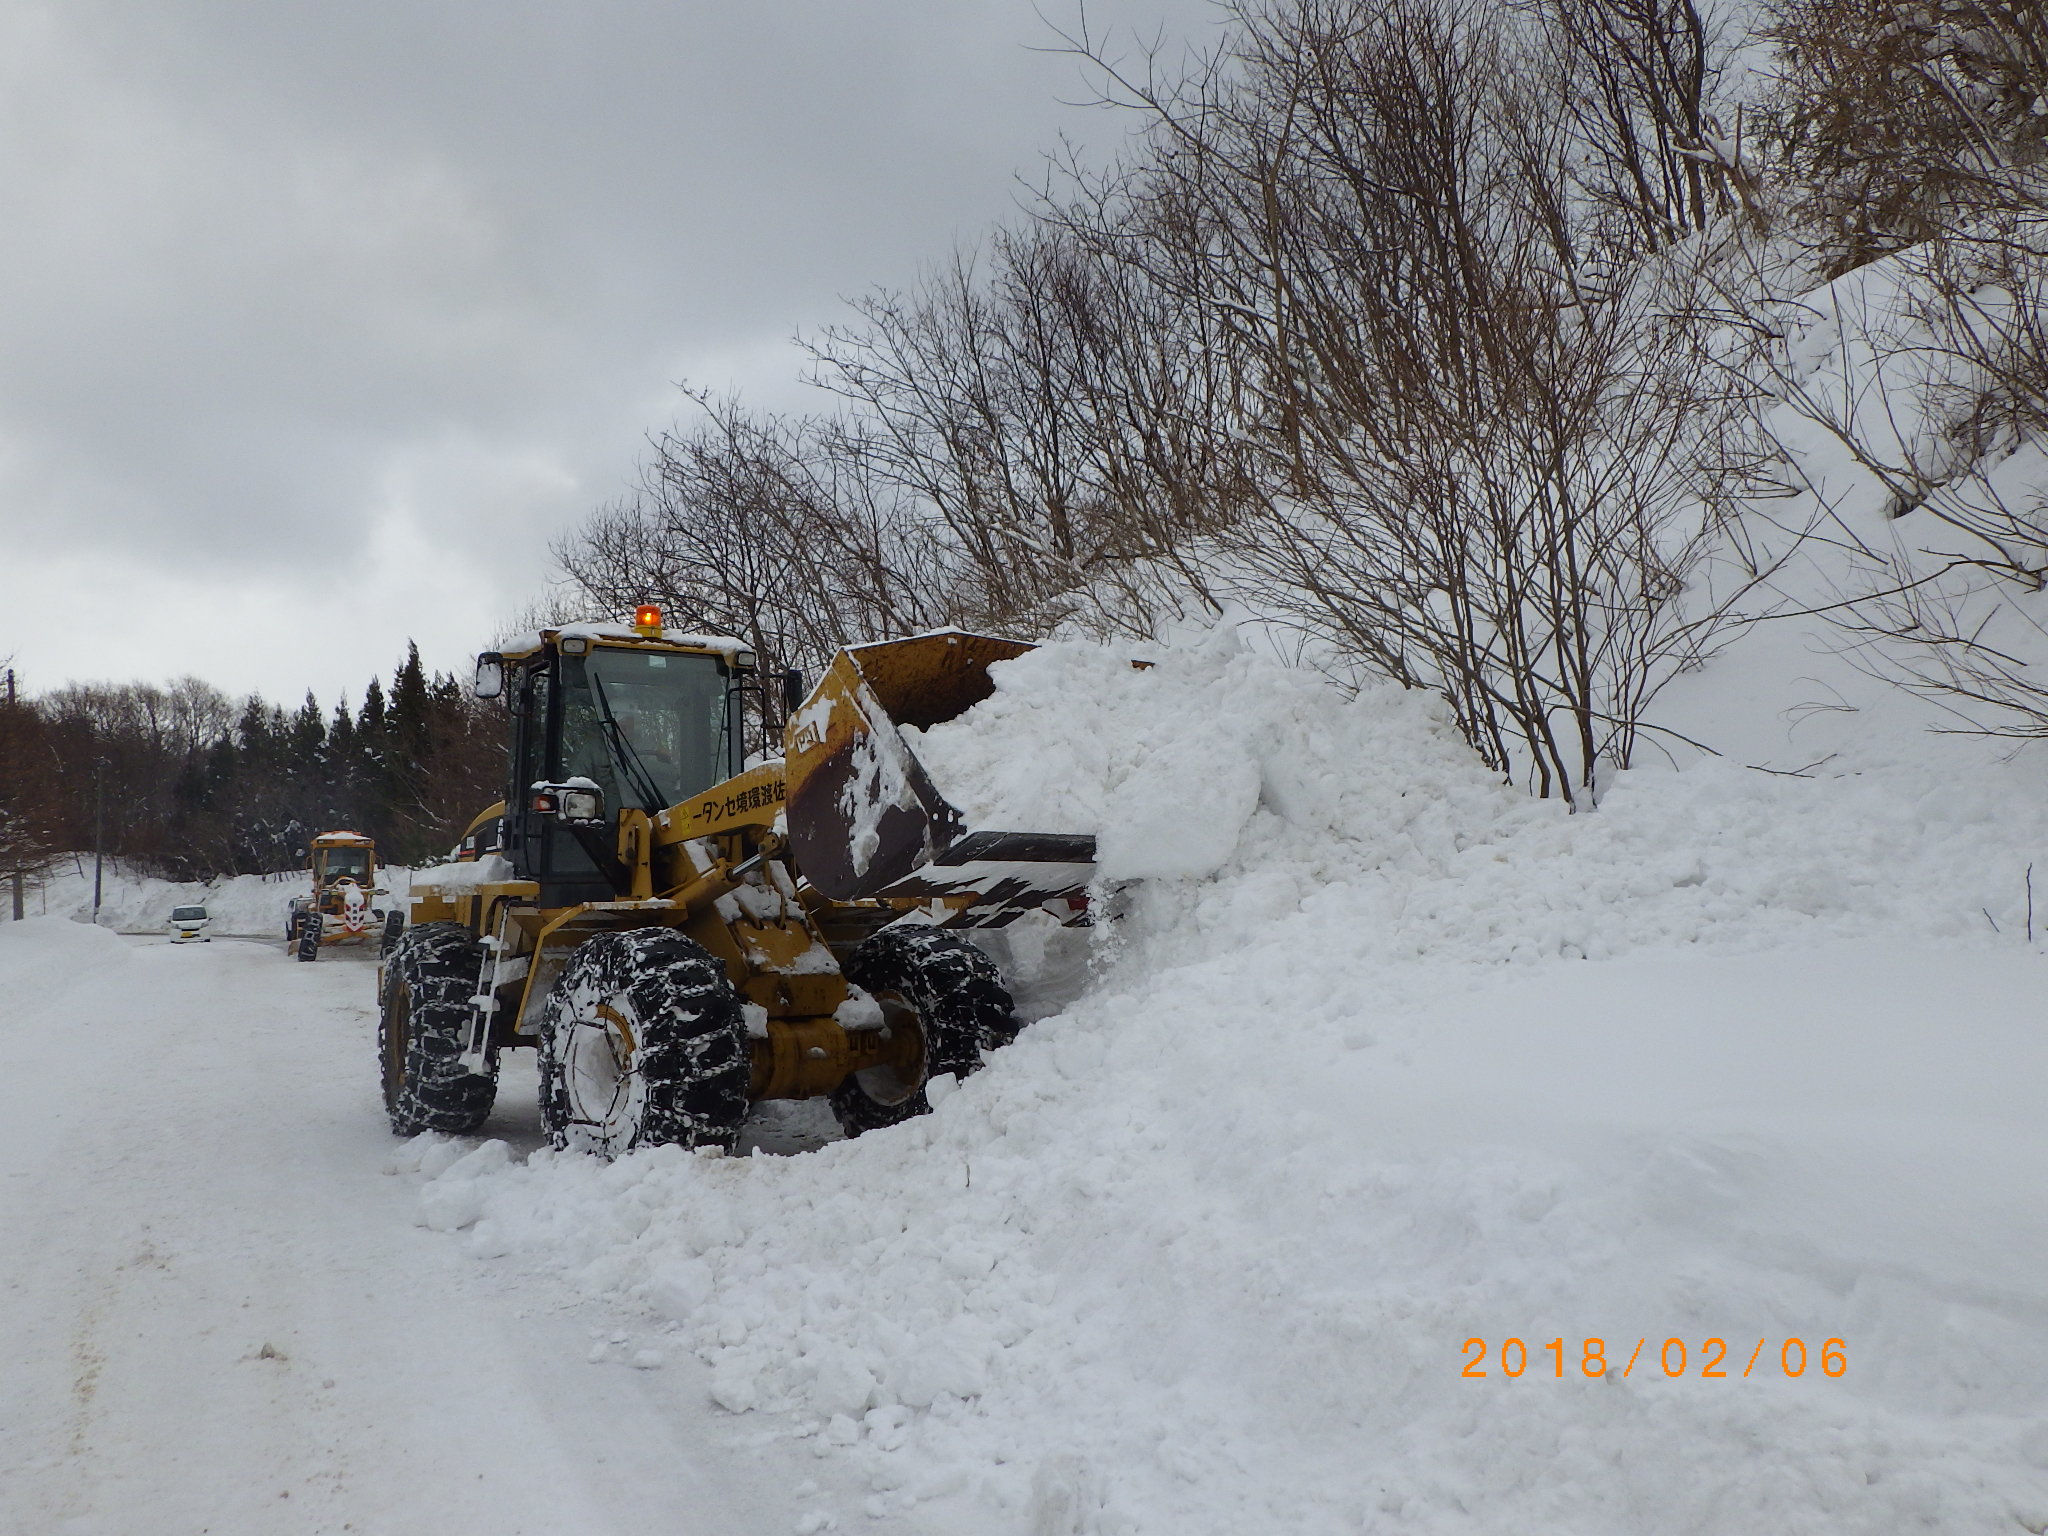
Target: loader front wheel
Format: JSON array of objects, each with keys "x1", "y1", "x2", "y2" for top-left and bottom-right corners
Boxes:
[
  {"x1": 380, "y1": 921, "x2": 496, "y2": 1135},
  {"x1": 538, "y1": 928, "x2": 749, "y2": 1159},
  {"x1": 295, "y1": 913, "x2": 321, "y2": 962},
  {"x1": 830, "y1": 927, "x2": 1020, "y2": 1138}
]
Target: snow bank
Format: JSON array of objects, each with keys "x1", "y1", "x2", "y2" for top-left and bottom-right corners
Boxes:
[
  {"x1": 0, "y1": 914, "x2": 136, "y2": 1003},
  {"x1": 13, "y1": 860, "x2": 414, "y2": 936},
  {"x1": 11, "y1": 861, "x2": 214, "y2": 934},
  {"x1": 912, "y1": 637, "x2": 2045, "y2": 955},
  {"x1": 406, "y1": 636, "x2": 2048, "y2": 1535}
]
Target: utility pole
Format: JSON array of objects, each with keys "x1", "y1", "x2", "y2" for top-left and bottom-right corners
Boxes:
[{"x1": 5, "y1": 668, "x2": 20, "y2": 923}]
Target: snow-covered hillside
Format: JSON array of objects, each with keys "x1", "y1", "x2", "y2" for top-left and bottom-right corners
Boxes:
[
  {"x1": 1655, "y1": 231, "x2": 2048, "y2": 772},
  {"x1": 397, "y1": 638, "x2": 2048, "y2": 1536}
]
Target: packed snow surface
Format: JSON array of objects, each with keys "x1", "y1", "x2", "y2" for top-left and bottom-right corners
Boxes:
[
  {"x1": 0, "y1": 921, "x2": 867, "y2": 1536},
  {"x1": 405, "y1": 637, "x2": 2048, "y2": 1536}
]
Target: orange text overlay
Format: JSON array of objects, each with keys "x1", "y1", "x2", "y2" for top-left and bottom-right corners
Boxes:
[{"x1": 1461, "y1": 1337, "x2": 1846, "y2": 1379}]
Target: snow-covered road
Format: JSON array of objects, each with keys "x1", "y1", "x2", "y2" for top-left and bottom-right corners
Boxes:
[{"x1": 0, "y1": 921, "x2": 833, "y2": 1536}]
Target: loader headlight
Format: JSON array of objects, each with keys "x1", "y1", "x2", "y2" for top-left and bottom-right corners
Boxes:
[
  {"x1": 532, "y1": 781, "x2": 605, "y2": 824},
  {"x1": 559, "y1": 786, "x2": 603, "y2": 822}
]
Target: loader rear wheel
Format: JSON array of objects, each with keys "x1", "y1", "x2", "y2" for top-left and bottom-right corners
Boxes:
[
  {"x1": 830, "y1": 927, "x2": 1020, "y2": 1138},
  {"x1": 538, "y1": 928, "x2": 749, "y2": 1159},
  {"x1": 380, "y1": 921, "x2": 496, "y2": 1135}
]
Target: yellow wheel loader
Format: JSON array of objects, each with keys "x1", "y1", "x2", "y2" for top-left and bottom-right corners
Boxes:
[
  {"x1": 289, "y1": 830, "x2": 386, "y2": 961},
  {"x1": 377, "y1": 610, "x2": 1094, "y2": 1155}
]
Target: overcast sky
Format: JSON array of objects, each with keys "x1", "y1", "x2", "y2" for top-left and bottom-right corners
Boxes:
[{"x1": 0, "y1": 0, "x2": 1216, "y2": 708}]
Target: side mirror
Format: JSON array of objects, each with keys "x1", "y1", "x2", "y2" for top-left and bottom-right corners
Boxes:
[
  {"x1": 781, "y1": 668, "x2": 804, "y2": 718},
  {"x1": 473, "y1": 653, "x2": 505, "y2": 699}
]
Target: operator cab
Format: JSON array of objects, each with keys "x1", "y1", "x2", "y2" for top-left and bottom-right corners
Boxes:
[
  {"x1": 314, "y1": 843, "x2": 372, "y2": 888},
  {"x1": 309, "y1": 831, "x2": 377, "y2": 905},
  {"x1": 479, "y1": 609, "x2": 751, "y2": 906}
]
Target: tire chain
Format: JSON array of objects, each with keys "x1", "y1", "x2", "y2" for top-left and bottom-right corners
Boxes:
[
  {"x1": 537, "y1": 928, "x2": 750, "y2": 1157},
  {"x1": 380, "y1": 921, "x2": 496, "y2": 1135},
  {"x1": 831, "y1": 926, "x2": 1020, "y2": 1137}
]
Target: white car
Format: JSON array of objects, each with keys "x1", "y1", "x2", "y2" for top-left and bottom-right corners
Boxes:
[{"x1": 167, "y1": 905, "x2": 212, "y2": 942}]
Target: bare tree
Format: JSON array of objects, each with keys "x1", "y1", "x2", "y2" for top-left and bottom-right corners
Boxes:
[
  {"x1": 555, "y1": 396, "x2": 962, "y2": 674},
  {"x1": 1763, "y1": 0, "x2": 2048, "y2": 271},
  {"x1": 803, "y1": 213, "x2": 1264, "y2": 639},
  {"x1": 550, "y1": 0, "x2": 1825, "y2": 798},
  {"x1": 0, "y1": 665, "x2": 64, "y2": 912},
  {"x1": 806, "y1": 249, "x2": 1098, "y2": 632},
  {"x1": 1053, "y1": 0, "x2": 1772, "y2": 798},
  {"x1": 1526, "y1": 0, "x2": 1755, "y2": 260}
]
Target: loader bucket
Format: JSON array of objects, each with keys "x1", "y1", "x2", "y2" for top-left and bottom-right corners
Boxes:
[{"x1": 783, "y1": 632, "x2": 1095, "y2": 925}]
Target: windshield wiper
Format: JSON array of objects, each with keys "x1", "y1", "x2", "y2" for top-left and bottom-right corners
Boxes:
[{"x1": 588, "y1": 674, "x2": 669, "y2": 812}]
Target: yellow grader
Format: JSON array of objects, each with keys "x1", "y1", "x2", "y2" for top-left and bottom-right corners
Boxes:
[
  {"x1": 289, "y1": 830, "x2": 385, "y2": 962},
  {"x1": 377, "y1": 609, "x2": 1093, "y2": 1155}
]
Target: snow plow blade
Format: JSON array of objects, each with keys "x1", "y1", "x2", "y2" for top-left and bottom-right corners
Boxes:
[{"x1": 783, "y1": 632, "x2": 1095, "y2": 926}]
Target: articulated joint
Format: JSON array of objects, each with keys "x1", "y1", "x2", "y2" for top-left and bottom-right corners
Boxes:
[{"x1": 747, "y1": 1015, "x2": 923, "y2": 1100}]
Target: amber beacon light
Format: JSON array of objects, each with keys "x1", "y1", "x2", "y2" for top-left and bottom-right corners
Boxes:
[{"x1": 632, "y1": 603, "x2": 663, "y2": 636}]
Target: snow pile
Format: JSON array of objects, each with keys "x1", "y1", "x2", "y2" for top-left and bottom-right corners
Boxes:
[
  {"x1": 407, "y1": 635, "x2": 2048, "y2": 1535},
  {"x1": 14, "y1": 861, "x2": 413, "y2": 936},
  {"x1": 410, "y1": 854, "x2": 513, "y2": 894},
  {"x1": 0, "y1": 914, "x2": 136, "y2": 1000},
  {"x1": 911, "y1": 639, "x2": 1268, "y2": 879},
  {"x1": 914, "y1": 638, "x2": 2046, "y2": 954},
  {"x1": 15, "y1": 862, "x2": 232, "y2": 934}
]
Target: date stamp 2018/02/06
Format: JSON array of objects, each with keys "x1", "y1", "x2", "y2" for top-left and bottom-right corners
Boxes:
[{"x1": 1461, "y1": 1337, "x2": 1847, "y2": 1380}]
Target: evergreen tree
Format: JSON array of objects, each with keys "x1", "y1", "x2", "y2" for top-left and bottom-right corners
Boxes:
[
  {"x1": 359, "y1": 676, "x2": 387, "y2": 738},
  {"x1": 15, "y1": 648, "x2": 507, "y2": 880},
  {"x1": 391, "y1": 642, "x2": 431, "y2": 775}
]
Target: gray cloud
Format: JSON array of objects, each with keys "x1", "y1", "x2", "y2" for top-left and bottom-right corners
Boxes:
[{"x1": 0, "y1": 0, "x2": 1214, "y2": 703}]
